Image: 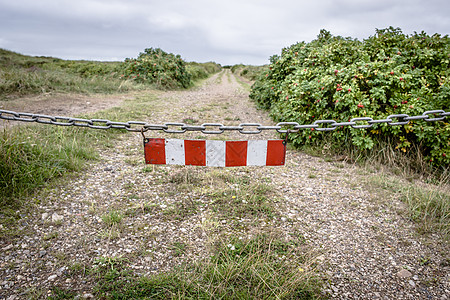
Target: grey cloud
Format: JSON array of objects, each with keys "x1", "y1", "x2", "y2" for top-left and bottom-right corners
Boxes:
[{"x1": 0, "y1": 0, "x2": 448, "y2": 65}]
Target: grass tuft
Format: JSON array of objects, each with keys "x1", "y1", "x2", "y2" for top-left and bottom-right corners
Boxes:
[
  {"x1": 92, "y1": 233, "x2": 322, "y2": 299},
  {"x1": 0, "y1": 126, "x2": 104, "y2": 205},
  {"x1": 368, "y1": 174, "x2": 450, "y2": 239}
]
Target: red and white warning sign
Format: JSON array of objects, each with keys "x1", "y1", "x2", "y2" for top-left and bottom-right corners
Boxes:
[{"x1": 144, "y1": 138, "x2": 286, "y2": 167}]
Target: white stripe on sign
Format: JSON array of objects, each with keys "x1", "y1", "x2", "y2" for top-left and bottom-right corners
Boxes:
[
  {"x1": 247, "y1": 140, "x2": 267, "y2": 166},
  {"x1": 206, "y1": 140, "x2": 226, "y2": 167},
  {"x1": 165, "y1": 139, "x2": 185, "y2": 165}
]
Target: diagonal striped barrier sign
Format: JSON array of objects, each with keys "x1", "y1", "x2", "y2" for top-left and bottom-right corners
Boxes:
[{"x1": 144, "y1": 138, "x2": 286, "y2": 167}]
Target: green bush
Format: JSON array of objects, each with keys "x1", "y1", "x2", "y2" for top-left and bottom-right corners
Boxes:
[
  {"x1": 250, "y1": 27, "x2": 450, "y2": 168},
  {"x1": 186, "y1": 61, "x2": 222, "y2": 81},
  {"x1": 231, "y1": 64, "x2": 267, "y2": 81},
  {"x1": 121, "y1": 48, "x2": 192, "y2": 89}
]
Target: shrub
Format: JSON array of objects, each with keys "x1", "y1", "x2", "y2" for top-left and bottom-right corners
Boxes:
[
  {"x1": 121, "y1": 48, "x2": 191, "y2": 89},
  {"x1": 186, "y1": 61, "x2": 222, "y2": 81},
  {"x1": 250, "y1": 27, "x2": 450, "y2": 168}
]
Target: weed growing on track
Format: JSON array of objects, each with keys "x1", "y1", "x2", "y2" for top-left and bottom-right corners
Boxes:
[
  {"x1": 368, "y1": 174, "x2": 450, "y2": 239},
  {"x1": 90, "y1": 233, "x2": 321, "y2": 299}
]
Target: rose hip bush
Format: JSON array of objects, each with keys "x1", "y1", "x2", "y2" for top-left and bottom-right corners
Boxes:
[
  {"x1": 250, "y1": 27, "x2": 450, "y2": 167},
  {"x1": 122, "y1": 48, "x2": 191, "y2": 89}
]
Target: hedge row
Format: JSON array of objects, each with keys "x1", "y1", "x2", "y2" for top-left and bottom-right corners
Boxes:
[{"x1": 250, "y1": 27, "x2": 449, "y2": 167}]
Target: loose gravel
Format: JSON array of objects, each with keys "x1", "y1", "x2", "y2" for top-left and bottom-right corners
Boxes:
[{"x1": 1, "y1": 70, "x2": 448, "y2": 299}]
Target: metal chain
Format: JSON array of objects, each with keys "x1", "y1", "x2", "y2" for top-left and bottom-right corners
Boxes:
[{"x1": 0, "y1": 109, "x2": 448, "y2": 134}]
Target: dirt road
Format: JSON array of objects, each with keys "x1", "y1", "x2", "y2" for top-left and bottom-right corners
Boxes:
[{"x1": 1, "y1": 70, "x2": 448, "y2": 299}]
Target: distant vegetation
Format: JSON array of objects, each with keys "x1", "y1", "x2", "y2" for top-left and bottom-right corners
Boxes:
[
  {"x1": 230, "y1": 64, "x2": 267, "y2": 81},
  {"x1": 250, "y1": 27, "x2": 450, "y2": 171},
  {"x1": 122, "y1": 47, "x2": 221, "y2": 89},
  {"x1": 0, "y1": 48, "x2": 221, "y2": 99}
]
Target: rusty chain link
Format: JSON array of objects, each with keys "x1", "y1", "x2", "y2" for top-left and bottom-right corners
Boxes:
[{"x1": 0, "y1": 109, "x2": 448, "y2": 134}]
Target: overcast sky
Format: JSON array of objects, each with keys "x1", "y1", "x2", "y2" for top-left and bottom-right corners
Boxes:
[{"x1": 0, "y1": 0, "x2": 449, "y2": 65}]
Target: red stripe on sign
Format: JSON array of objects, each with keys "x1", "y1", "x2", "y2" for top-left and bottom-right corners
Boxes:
[
  {"x1": 226, "y1": 141, "x2": 248, "y2": 167},
  {"x1": 144, "y1": 138, "x2": 166, "y2": 164},
  {"x1": 185, "y1": 140, "x2": 206, "y2": 166},
  {"x1": 266, "y1": 140, "x2": 286, "y2": 166}
]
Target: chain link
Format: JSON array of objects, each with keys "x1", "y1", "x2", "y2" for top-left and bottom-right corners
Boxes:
[{"x1": 0, "y1": 109, "x2": 448, "y2": 134}]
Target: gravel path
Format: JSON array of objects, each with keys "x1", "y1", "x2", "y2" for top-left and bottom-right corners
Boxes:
[{"x1": 1, "y1": 70, "x2": 448, "y2": 299}]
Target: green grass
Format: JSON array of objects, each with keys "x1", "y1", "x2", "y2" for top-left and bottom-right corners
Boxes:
[
  {"x1": 91, "y1": 234, "x2": 321, "y2": 299},
  {"x1": 368, "y1": 174, "x2": 450, "y2": 239},
  {"x1": 229, "y1": 64, "x2": 267, "y2": 81},
  {"x1": 101, "y1": 210, "x2": 124, "y2": 227},
  {"x1": 0, "y1": 48, "x2": 145, "y2": 99},
  {"x1": 0, "y1": 125, "x2": 106, "y2": 205},
  {"x1": 186, "y1": 62, "x2": 222, "y2": 82}
]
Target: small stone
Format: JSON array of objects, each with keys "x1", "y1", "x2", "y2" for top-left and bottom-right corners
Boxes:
[
  {"x1": 316, "y1": 255, "x2": 325, "y2": 262},
  {"x1": 42, "y1": 213, "x2": 49, "y2": 220},
  {"x1": 52, "y1": 213, "x2": 63, "y2": 223},
  {"x1": 408, "y1": 280, "x2": 416, "y2": 287},
  {"x1": 397, "y1": 269, "x2": 412, "y2": 278},
  {"x1": 83, "y1": 293, "x2": 94, "y2": 299},
  {"x1": 281, "y1": 217, "x2": 287, "y2": 222},
  {"x1": 2, "y1": 244, "x2": 13, "y2": 251},
  {"x1": 48, "y1": 274, "x2": 57, "y2": 281},
  {"x1": 39, "y1": 250, "x2": 47, "y2": 257}
]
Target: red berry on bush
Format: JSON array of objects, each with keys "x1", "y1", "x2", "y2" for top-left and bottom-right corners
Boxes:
[
  {"x1": 357, "y1": 103, "x2": 364, "y2": 108},
  {"x1": 390, "y1": 71, "x2": 394, "y2": 75}
]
